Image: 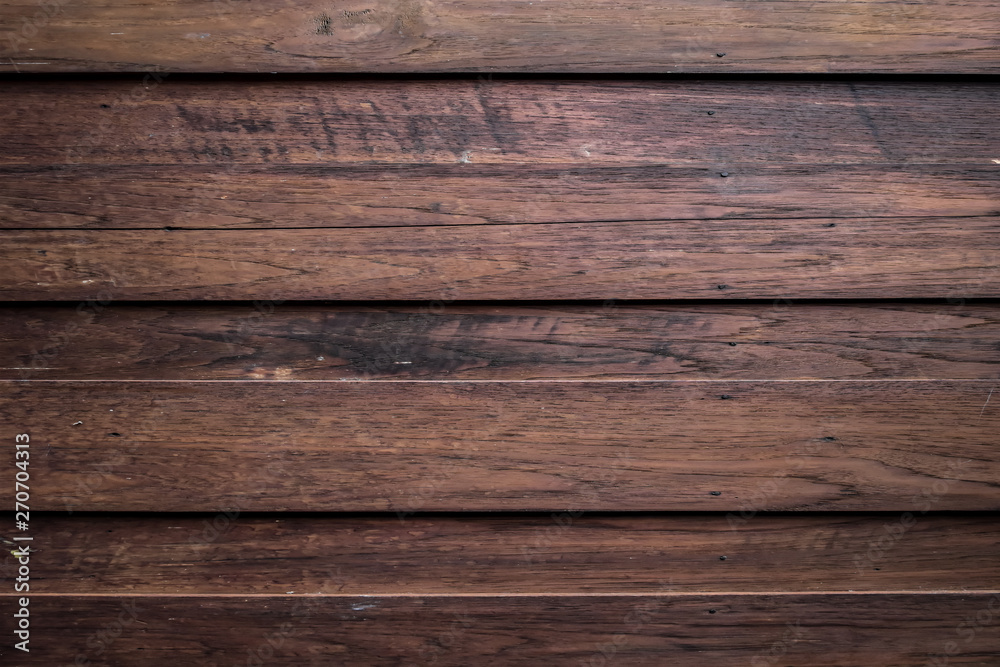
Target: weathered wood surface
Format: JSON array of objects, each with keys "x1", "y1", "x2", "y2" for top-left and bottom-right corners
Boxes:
[
  {"x1": 4, "y1": 164, "x2": 999, "y2": 230},
  {"x1": 2, "y1": 80, "x2": 996, "y2": 169},
  {"x1": 1, "y1": 594, "x2": 998, "y2": 665},
  {"x1": 3, "y1": 380, "x2": 996, "y2": 512},
  {"x1": 3, "y1": 303, "x2": 1000, "y2": 381},
  {"x1": 0, "y1": 0, "x2": 998, "y2": 73},
  {"x1": 3, "y1": 217, "x2": 999, "y2": 301},
  {"x1": 9, "y1": 513, "x2": 997, "y2": 594},
  {"x1": 3, "y1": 80, "x2": 997, "y2": 299}
]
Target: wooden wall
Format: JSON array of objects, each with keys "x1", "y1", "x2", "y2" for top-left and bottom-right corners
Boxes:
[{"x1": 1, "y1": 1, "x2": 998, "y2": 664}]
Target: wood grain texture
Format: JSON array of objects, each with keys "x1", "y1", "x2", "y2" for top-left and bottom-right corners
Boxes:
[
  {"x1": 4, "y1": 164, "x2": 999, "y2": 230},
  {"x1": 4, "y1": 80, "x2": 997, "y2": 299},
  {"x1": 3, "y1": 302, "x2": 1000, "y2": 381},
  {"x1": 2, "y1": 594, "x2": 998, "y2": 665},
  {"x1": 11, "y1": 513, "x2": 998, "y2": 594},
  {"x1": 3, "y1": 217, "x2": 999, "y2": 301},
  {"x1": 2, "y1": 79, "x2": 997, "y2": 167},
  {"x1": 0, "y1": 0, "x2": 998, "y2": 73},
  {"x1": 4, "y1": 380, "x2": 996, "y2": 512}
]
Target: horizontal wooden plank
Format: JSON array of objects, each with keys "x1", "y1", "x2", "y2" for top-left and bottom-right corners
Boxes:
[
  {"x1": 4, "y1": 218, "x2": 999, "y2": 300},
  {"x1": 2, "y1": 80, "x2": 997, "y2": 168},
  {"x1": 4, "y1": 164, "x2": 999, "y2": 229},
  {"x1": 12, "y1": 513, "x2": 998, "y2": 594},
  {"x1": 2, "y1": 594, "x2": 998, "y2": 665},
  {"x1": 4, "y1": 380, "x2": 996, "y2": 511},
  {"x1": 0, "y1": 0, "x2": 998, "y2": 73},
  {"x1": 3, "y1": 302, "x2": 1000, "y2": 381}
]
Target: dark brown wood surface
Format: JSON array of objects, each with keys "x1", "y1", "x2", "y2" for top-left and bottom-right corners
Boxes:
[
  {"x1": 4, "y1": 217, "x2": 999, "y2": 300},
  {"x1": 3, "y1": 303, "x2": 1000, "y2": 381},
  {"x1": 3, "y1": 79, "x2": 997, "y2": 300},
  {"x1": 3, "y1": 164, "x2": 999, "y2": 230},
  {"x1": 4, "y1": 380, "x2": 996, "y2": 512},
  {"x1": 1, "y1": 19, "x2": 997, "y2": 662},
  {"x1": 1, "y1": 0, "x2": 998, "y2": 73},
  {"x1": 12, "y1": 513, "x2": 998, "y2": 594},
  {"x1": 2, "y1": 79, "x2": 996, "y2": 169},
  {"x1": 2, "y1": 593, "x2": 998, "y2": 665}
]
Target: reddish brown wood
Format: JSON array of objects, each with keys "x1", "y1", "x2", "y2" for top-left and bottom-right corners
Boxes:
[
  {"x1": 2, "y1": 80, "x2": 996, "y2": 168},
  {"x1": 13, "y1": 513, "x2": 998, "y2": 594},
  {"x1": 3, "y1": 380, "x2": 996, "y2": 512},
  {"x1": 4, "y1": 217, "x2": 999, "y2": 301},
  {"x1": 0, "y1": 12, "x2": 995, "y2": 662},
  {"x1": 2, "y1": 594, "x2": 998, "y2": 665},
  {"x1": 1, "y1": 0, "x2": 998, "y2": 72},
  {"x1": 3, "y1": 164, "x2": 997, "y2": 230},
  {"x1": 3, "y1": 302, "x2": 999, "y2": 381}
]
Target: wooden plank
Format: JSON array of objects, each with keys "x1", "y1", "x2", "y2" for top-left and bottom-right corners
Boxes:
[
  {"x1": 2, "y1": 594, "x2": 998, "y2": 665},
  {"x1": 2, "y1": 80, "x2": 996, "y2": 168},
  {"x1": 3, "y1": 217, "x2": 999, "y2": 301},
  {"x1": 4, "y1": 81, "x2": 996, "y2": 299},
  {"x1": 13, "y1": 513, "x2": 999, "y2": 594},
  {"x1": 3, "y1": 164, "x2": 999, "y2": 229},
  {"x1": 0, "y1": 0, "x2": 998, "y2": 73},
  {"x1": 3, "y1": 303, "x2": 1000, "y2": 382},
  {"x1": 4, "y1": 380, "x2": 996, "y2": 512}
]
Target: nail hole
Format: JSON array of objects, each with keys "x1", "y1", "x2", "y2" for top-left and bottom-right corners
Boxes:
[
  {"x1": 824, "y1": 223, "x2": 837, "y2": 227},
  {"x1": 709, "y1": 491, "x2": 722, "y2": 496},
  {"x1": 719, "y1": 555, "x2": 727, "y2": 561},
  {"x1": 707, "y1": 110, "x2": 715, "y2": 115},
  {"x1": 108, "y1": 432, "x2": 121, "y2": 437},
  {"x1": 821, "y1": 436, "x2": 837, "y2": 441},
  {"x1": 728, "y1": 342, "x2": 737, "y2": 347},
  {"x1": 100, "y1": 104, "x2": 110, "y2": 108},
  {"x1": 720, "y1": 171, "x2": 729, "y2": 177},
  {"x1": 716, "y1": 284, "x2": 728, "y2": 290},
  {"x1": 709, "y1": 609, "x2": 717, "y2": 614},
  {"x1": 716, "y1": 53, "x2": 726, "y2": 57},
  {"x1": 720, "y1": 394, "x2": 733, "y2": 400}
]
